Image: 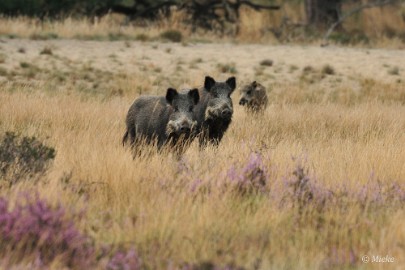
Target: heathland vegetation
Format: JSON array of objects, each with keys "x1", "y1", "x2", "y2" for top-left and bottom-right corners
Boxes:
[{"x1": 0, "y1": 1, "x2": 405, "y2": 269}]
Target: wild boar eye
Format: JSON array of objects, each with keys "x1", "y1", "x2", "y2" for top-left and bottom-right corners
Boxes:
[
  {"x1": 247, "y1": 90, "x2": 252, "y2": 95},
  {"x1": 174, "y1": 106, "x2": 179, "y2": 112},
  {"x1": 189, "y1": 106, "x2": 193, "y2": 112}
]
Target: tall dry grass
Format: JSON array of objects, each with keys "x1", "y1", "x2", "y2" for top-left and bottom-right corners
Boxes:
[
  {"x1": 343, "y1": 1, "x2": 405, "y2": 36},
  {"x1": 1, "y1": 81, "x2": 405, "y2": 269},
  {"x1": 0, "y1": 16, "x2": 164, "y2": 40}
]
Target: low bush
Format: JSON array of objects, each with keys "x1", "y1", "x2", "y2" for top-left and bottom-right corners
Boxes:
[{"x1": 0, "y1": 132, "x2": 56, "y2": 185}]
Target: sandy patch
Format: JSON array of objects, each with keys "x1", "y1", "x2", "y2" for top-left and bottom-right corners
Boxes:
[{"x1": 0, "y1": 39, "x2": 404, "y2": 91}]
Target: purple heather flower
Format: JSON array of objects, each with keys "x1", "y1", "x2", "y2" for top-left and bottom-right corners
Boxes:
[
  {"x1": 190, "y1": 178, "x2": 203, "y2": 193},
  {"x1": 107, "y1": 249, "x2": 141, "y2": 270},
  {"x1": 0, "y1": 193, "x2": 94, "y2": 268},
  {"x1": 226, "y1": 153, "x2": 268, "y2": 195}
]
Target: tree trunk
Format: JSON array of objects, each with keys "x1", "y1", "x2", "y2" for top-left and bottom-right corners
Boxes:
[{"x1": 305, "y1": 0, "x2": 342, "y2": 27}]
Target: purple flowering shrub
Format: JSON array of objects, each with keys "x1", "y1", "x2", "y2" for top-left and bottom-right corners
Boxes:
[
  {"x1": 224, "y1": 153, "x2": 405, "y2": 212},
  {"x1": 106, "y1": 248, "x2": 141, "y2": 270},
  {"x1": 281, "y1": 165, "x2": 333, "y2": 213},
  {"x1": 0, "y1": 193, "x2": 144, "y2": 269},
  {"x1": 226, "y1": 153, "x2": 268, "y2": 195},
  {"x1": 281, "y1": 164, "x2": 405, "y2": 213},
  {"x1": 0, "y1": 255, "x2": 46, "y2": 270},
  {"x1": 0, "y1": 194, "x2": 94, "y2": 268},
  {"x1": 354, "y1": 180, "x2": 405, "y2": 207}
]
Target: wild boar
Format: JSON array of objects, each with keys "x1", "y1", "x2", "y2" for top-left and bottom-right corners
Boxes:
[
  {"x1": 239, "y1": 81, "x2": 268, "y2": 113},
  {"x1": 123, "y1": 88, "x2": 200, "y2": 153},
  {"x1": 193, "y1": 76, "x2": 236, "y2": 147}
]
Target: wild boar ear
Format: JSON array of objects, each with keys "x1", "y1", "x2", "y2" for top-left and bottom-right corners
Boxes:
[
  {"x1": 226, "y1": 77, "x2": 236, "y2": 92},
  {"x1": 188, "y1": 88, "x2": 200, "y2": 105},
  {"x1": 252, "y1": 81, "x2": 257, "y2": 88},
  {"x1": 166, "y1": 88, "x2": 178, "y2": 105},
  {"x1": 204, "y1": 76, "x2": 216, "y2": 92}
]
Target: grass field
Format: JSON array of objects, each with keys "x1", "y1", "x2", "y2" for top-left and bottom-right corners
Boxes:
[{"x1": 0, "y1": 36, "x2": 404, "y2": 269}]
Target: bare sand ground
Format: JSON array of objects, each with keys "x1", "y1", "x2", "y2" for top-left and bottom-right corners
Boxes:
[{"x1": 0, "y1": 39, "x2": 404, "y2": 91}]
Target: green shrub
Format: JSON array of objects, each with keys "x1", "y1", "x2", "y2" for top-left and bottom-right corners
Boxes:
[
  {"x1": 19, "y1": 62, "x2": 30, "y2": 68},
  {"x1": 0, "y1": 67, "x2": 7, "y2": 76},
  {"x1": 0, "y1": 132, "x2": 56, "y2": 185},
  {"x1": 160, "y1": 30, "x2": 183, "y2": 43},
  {"x1": 135, "y1": 34, "x2": 149, "y2": 42},
  {"x1": 0, "y1": 53, "x2": 5, "y2": 64},
  {"x1": 30, "y1": 32, "x2": 58, "y2": 40}
]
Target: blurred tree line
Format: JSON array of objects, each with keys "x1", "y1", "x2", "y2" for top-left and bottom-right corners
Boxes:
[
  {"x1": 0, "y1": 0, "x2": 281, "y2": 33},
  {"x1": 0, "y1": 0, "x2": 401, "y2": 38},
  {"x1": 0, "y1": 0, "x2": 280, "y2": 19},
  {"x1": 0, "y1": 0, "x2": 120, "y2": 18}
]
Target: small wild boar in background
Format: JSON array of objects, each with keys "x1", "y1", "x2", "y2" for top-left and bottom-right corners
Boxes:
[
  {"x1": 122, "y1": 88, "x2": 200, "y2": 154},
  {"x1": 194, "y1": 76, "x2": 236, "y2": 147},
  {"x1": 239, "y1": 81, "x2": 268, "y2": 113}
]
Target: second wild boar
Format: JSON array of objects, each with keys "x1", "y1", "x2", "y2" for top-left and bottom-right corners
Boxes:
[{"x1": 123, "y1": 88, "x2": 200, "y2": 153}]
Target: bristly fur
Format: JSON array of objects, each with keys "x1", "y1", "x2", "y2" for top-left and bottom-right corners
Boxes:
[
  {"x1": 193, "y1": 76, "x2": 236, "y2": 147},
  {"x1": 123, "y1": 89, "x2": 199, "y2": 155}
]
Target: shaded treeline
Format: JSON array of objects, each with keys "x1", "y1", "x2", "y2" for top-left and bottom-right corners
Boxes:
[
  {"x1": 0, "y1": 0, "x2": 279, "y2": 25},
  {"x1": 0, "y1": 1, "x2": 404, "y2": 43}
]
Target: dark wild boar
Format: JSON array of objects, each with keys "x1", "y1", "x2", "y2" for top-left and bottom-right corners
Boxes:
[
  {"x1": 239, "y1": 81, "x2": 268, "y2": 113},
  {"x1": 122, "y1": 88, "x2": 200, "y2": 153},
  {"x1": 194, "y1": 76, "x2": 236, "y2": 147}
]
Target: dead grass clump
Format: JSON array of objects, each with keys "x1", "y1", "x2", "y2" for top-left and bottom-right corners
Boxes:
[
  {"x1": 0, "y1": 67, "x2": 7, "y2": 76},
  {"x1": 29, "y1": 32, "x2": 59, "y2": 40},
  {"x1": 19, "y1": 62, "x2": 31, "y2": 68},
  {"x1": 217, "y1": 63, "x2": 237, "y2": 74},
  {"x1": 124, "y1": 41, "x2": 131, "y2": 48},
  {"x1": 160, "y1": 30, "x2": 183, "y2": 43},
  {"x1": 300, "y1": 67, "x2": 324, "y2": 84},
  {"x1": 289, "y1": 65, "x2": 299, "y2": 73},
  {"x1": 302, "y1": 65, "x2": 314, "y2": 74},
  {"x1": 388, "y1": 66, "x2": 400, "y2": 75},
  {"x1": 321, "y1": 64, "x2": 335, "y2": 75},
  {"x1": 0, "y1": 53, "x2": 5, "y2": 63},
  {"x1": 40, "y1": 46, "x2": 53, "y2": 55},
  {"x1": 107, "y1": 32, "x2": 130, "y2": 41},
  {"x1": 260, "y1": 59, "x2": 273, "y2": 67},
  {"x1": 135, "y1": 33, "x2": 149, "y2": 42}
]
